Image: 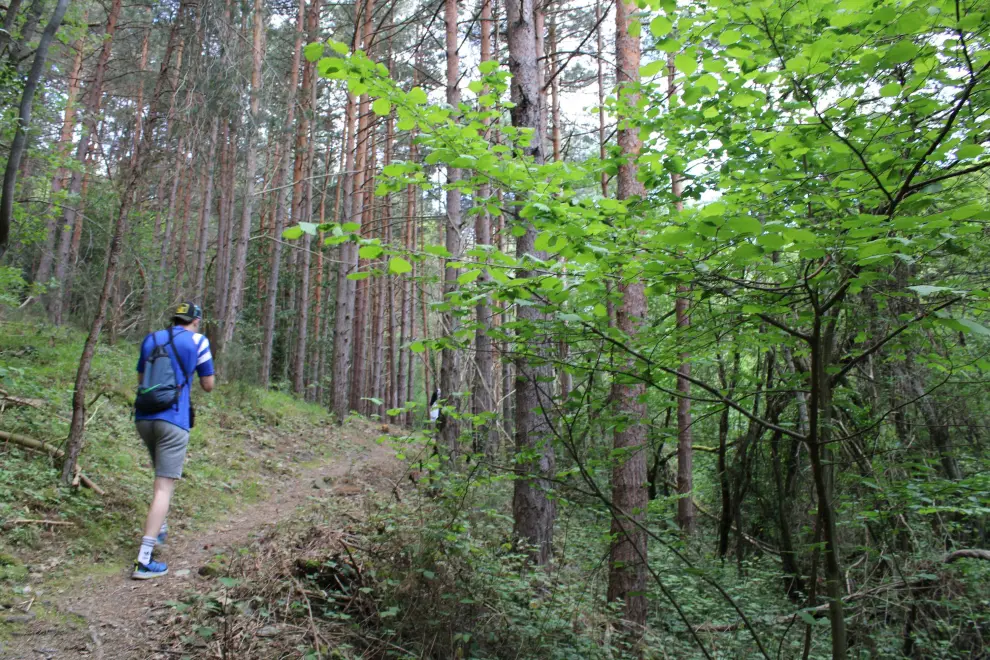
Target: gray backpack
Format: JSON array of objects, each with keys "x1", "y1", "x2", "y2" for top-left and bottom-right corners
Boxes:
[{"x1": 135, "y1": 328, "x2": 190, "y2": 414}]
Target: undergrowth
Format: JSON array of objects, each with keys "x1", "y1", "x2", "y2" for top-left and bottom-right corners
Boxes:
[{"x1": 159, "y1": 453, "x2": 990, "y2": 660}]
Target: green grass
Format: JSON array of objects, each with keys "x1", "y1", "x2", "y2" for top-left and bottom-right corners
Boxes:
[{"x1": 0, "y1": 315, "x2": 337, "y2": 597}]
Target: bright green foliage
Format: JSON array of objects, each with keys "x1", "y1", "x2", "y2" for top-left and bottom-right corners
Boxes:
[{"x1": 288, "y1": 3, "x2": 990, "y2": 655}]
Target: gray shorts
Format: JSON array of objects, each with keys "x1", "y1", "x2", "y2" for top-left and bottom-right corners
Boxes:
[{"x1": 136, "y1": 420, "x2": 189, "y2": 479}]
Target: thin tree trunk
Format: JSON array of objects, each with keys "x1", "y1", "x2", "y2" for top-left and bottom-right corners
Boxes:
[
  {"x1": 194, "y1": 119, "x2": 219, "y2": 302},
  {"x1": 61, "y1": 1, "x2": 187, "y2": 483},
  {"x1": 260, "y1": 0, "x2": 305, "y2": 387},
  {"x1": 669, "y1": 54, "x2": 695, "y2": 536},
  {"x1": 595, "y1": 0, "x2": 607, "y2": 196},
  {"x1": 473, "y1": 0, "x2": 496, "y2": 458},
  {"x1": 439, "y1": 0, "x2": 463, "y2": 458},
  {"x1": 173, "y1": 150, "x2": 196, "y2": 301},
  {"x1": 219, "y1": 0, "x2": 265, "y2": 354},
  {"x1": 36, "y1": 13, "x2": 84, "y2": 281},
  {"x1": 507, "y1": 0, "x2": 555, "y2": 566},
  {"x1": 292, "y1": 0, "x2": 317, "y2": 395},
  {"x1": 330, "y1": 85, "x2": 360, "y2": 419},
  {"x1": 0, "y1": 0, "x2": 66, "y2": 260}
]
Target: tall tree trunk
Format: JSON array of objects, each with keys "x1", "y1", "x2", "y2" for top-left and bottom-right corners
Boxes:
[
  {"x1": 61, "y1": 1, "x2": 187, "y2": 482},
  {"x1": 669, "y1": 54, "x2": 695, "y2": 536},
  {"x1": 595, "y1": 0, "x2": 607, "y2": 196},
  {"x1": 260, "y1": 0, "x2": 305, "y2": 387},
  {"x1": 48, "y1": 0, "x2": 118, "y2": 320},
  {"x1": 330, "y1": 91, "x2": 360, "y2": 421},
  {"x1": 473, "y1": 0, "x2": 496, "y2": 458},
  {"x1": 194, "y1": 119, "x2": 219, "y2": 302},
  {"x1": 506, "y1": 0, "x2": 555, "y2": 566},
  {"x1": 340, "y1": 0, "x2": 376, "y2": 417},
  {"x1": 439, "y1": 0, "x2": 463, "y2": 458},
  {"x1": 0, "y1": 0, "x2": 25, "y2": 56},
  {"x1": 607, "y1": 0, "x2": 648, "y2": 631},
  {"x1": 292, "y1": 0, "x2": 317, "y2": 395},
  {"x1": 173, "y1": 150, "x2": 196, "y2": 301},
  {"x1": 0, "y1": 0, "x2": 67, "y2": 260},
  {"x1": 219, "y1": 0, "x2": 265, "y2": 354},
  {"x1": 36, "y1": 13, "x2": 84, "y2": 281}
]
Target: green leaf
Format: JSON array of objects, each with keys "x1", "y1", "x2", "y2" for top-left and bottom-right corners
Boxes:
[
  {"x1": 907, "y1": 285, "x2": 950, "y2": 296},
  {"x1": 674, "y1": 53, "x2": 697, "y2": 76},
  {"x1": 956, "y1": 144, "x2": 983, "y2": 159},
  {"x1": 640, "y1": 60, "x2": 665, "y2": 77},
  {"x1": 457, "y1": 269, "x2": 482, "y2": 285},
  {"x1": 409, "y1": 341, "x2": 425, "y2": 353},
  {"x1": 726, "y1": 216, "x2": 762, "y2": 235},
  {"x1": 423, "y1": 244, "x2": 452, "y2": 257},
  {"x1": 956, "y1": 318, "x2": 990, "y2": 336},
  {"x1": 408, "y1": 87, "x2": 428, "y2": 105},
  {"x1": 650, "y1": 15, "x2": 673, "y2": 37},
  {"x1": 593, "y1": 303, "x2": 608, "y2": 318},
  {"x1": 359, "y1": 245, "x2": 383, "y2": 259},
  {"x1": 347, "y1": 272, "x2": 371, "y2": 280},
  {"x1": 373, "y1": 98, "x2": 392, "y2": 116},
  {"x1": 329, "y1": 40, "x2": 349, "y2": 55},
  {"x1": 389, "y1": 257, "x2": 413, "y2": 274},
  {"x1": 879, "y1": 82, "x2": 901, "y2": 97},
  {"x1": 282, "y1": 226, "x2": 303, "y2": 240},
  {"x1": 731, "y1": 92, "x2": 759, "y2": 107},
  {"x1": 718, "y1": 30, "x2": 741, "y2": 46},
  {"x1": 303, "y1": 42, "x2": 324, "y2": 62},
  {"x1": 885, "y1": 40, "x2": 918, "y2": 64}
]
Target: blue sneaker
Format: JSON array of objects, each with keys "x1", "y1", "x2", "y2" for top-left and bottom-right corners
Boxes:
[
  {"x1": 132, "y1": 560, "x2": 168, "y2": 580},
  {"x1": 157, "y1": 529, "x2": 167, "y2": 545}
]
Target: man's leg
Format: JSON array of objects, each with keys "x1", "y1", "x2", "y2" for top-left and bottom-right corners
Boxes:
[
  {"x1": 133, "y1": 421, "x2": 186, "y2": 578},
  {"x1": 143, "y1": 477, "x2": 176, "y2": 539}
]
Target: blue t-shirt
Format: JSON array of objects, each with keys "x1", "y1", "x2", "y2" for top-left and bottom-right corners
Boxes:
[{"x1": 135, "y1": 327, "x2": 214, "y2": 431}]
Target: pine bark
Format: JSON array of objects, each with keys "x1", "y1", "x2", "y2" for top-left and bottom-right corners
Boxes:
[
  {"x1": 330, "y1": 90, "x2": 360, "y2": 419},
  {"x1": 439, "y1": 0, "x2": 463, "y2": 458},
  {"x1": 260, "y1": 0, "x2": 305, "y2": 388},
  {"x1": 292, "y1": 0, "x2": 318, "y2": 395},
  {"x1": 194, "y1": 119, "x2": 219, "y2": 302},
  {"x1": 507, "y1": 0, "x2": 555, "y2": 566},
  {"x1": 219, "y1": 0, "x2": 265, "y2": 353},
  {"x1": 668, "y1": 54, "x2": 695, "y2": 535},
  {"x1": 36, "y1": 15, "x2": 85, "y2": 282},
  {"x1": 473, "y1": 0, "x2": 496, "y2": 458},
  {"x1": 606, "y1": 0, "x2": 648, "y2": 630},
  {"x1": 47, "y1": 0, "x2": 119, "y2": 317}
]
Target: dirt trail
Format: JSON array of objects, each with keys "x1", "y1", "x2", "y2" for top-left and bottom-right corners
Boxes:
[{"x1": 1, "y1": 430, "x2": 401, "y2": 660}]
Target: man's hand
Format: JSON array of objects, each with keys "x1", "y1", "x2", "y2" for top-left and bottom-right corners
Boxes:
[{"x1": 200, "y1": 375, "x2": 215, "y2": 392}]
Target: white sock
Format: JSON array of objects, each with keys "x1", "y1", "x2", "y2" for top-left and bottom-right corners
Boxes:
[{"x1": 137, "y1": 536, "x2": 156, "y2": 565}]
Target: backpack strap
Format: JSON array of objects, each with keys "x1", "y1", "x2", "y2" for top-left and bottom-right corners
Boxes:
[{"x1": 167, "y1": 327, "x2": 194, "y2": 409}]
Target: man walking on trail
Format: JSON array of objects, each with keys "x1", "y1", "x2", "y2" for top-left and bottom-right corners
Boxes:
[{"x1": 132, "y1": 302, "x2": 214, "y2": 579}]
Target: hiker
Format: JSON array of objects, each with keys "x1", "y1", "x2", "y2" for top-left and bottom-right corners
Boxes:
[{"x1": 131, "y1": 302, "x2": 214, "y2": 579}]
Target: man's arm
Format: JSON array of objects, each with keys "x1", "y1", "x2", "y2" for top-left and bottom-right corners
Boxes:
[{"x1": 193, "y1": 333, "x2": 215, "y2": 392}]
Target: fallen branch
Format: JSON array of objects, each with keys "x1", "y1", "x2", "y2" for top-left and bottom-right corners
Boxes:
[
  {"x1": 944, "y1": 548, "x2": 990, "y2": 563},
  {"x1": 0, "y1": 430, "x2": 106, "y2": 495},
  {"x1": 0, "y1": 389, "x2": 47, "y2": 411},
  {"x1": 6, "y1": 519, "x2": 75, "y2": 527},
  {"x1": 697, "y1": 574, "x2": 942, "y2": 632}
]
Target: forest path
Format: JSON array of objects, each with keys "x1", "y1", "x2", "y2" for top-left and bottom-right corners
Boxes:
[{"x1": 1, "y1": 426, "x2": 402, "y2": 660}]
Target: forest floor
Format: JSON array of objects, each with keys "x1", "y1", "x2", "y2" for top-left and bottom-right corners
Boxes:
[
  {"x1": 0, "y1": 319, "x2": 407, "y2": 659},
  {"x1": 0, "y1": 422, "x2": 402, "y2": 660}
]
